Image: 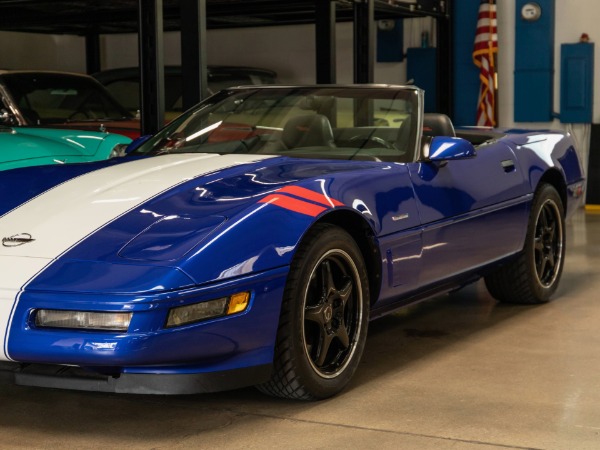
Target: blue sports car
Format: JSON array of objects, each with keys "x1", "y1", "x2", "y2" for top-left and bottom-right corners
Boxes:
[{"x1": 0, "y1": 85, "x2": 585, "y2": 400}]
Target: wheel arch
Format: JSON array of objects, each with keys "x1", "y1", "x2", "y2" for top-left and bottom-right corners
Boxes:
[
  {"x1": 537, "y1": 168, "x2": 567, "y2": 215},
  {"x1": 313, "y1": 209, "x2": 382, "y2": 305}
]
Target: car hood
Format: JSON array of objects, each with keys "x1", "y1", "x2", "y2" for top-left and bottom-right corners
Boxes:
[
  {"x1": 0, "y1": 153, "x2": 381, "y2": 294},
  {"x1": 0, "y1": 127, "x2": 129, "y2": 170}
]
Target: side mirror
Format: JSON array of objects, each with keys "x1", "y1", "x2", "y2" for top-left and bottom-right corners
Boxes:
[{"x1": 426, "y1": 136, "x2": 476, "y2": 162}]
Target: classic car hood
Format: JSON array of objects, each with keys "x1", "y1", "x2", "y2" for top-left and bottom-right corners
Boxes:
[
  {"x1": 0, "y1": 127, "x2": 125, "y2": 168},
  {"x1": 0, "y1": 153, "x2": 382, "y2": 294}
]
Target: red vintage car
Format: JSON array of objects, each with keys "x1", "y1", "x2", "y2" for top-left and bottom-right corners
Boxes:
[{"x1": 0, "y1": 70, "x2": 140, "y2": 139}]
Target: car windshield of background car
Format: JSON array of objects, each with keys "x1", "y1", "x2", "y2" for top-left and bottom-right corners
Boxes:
[{"x1": 2, "y1": 73, "x2": 133, "y2": 124}]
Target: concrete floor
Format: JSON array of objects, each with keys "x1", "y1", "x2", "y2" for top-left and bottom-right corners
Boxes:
[{"x1": 1, "y1": 209, "x2": 599, "y2": 450}]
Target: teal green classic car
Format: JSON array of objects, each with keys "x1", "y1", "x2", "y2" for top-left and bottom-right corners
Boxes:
[{"x1": 0, "y1": 125, "x2": 131, "y2": 171}]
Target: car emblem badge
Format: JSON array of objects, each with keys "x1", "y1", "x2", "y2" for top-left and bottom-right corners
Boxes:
[{"x1": 2, "y1": 233, "x2": 35, "y2": 247}]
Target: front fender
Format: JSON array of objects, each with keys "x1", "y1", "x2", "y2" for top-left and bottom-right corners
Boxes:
[
  {"x1": 177, "y1": 186, "x2": 353, "y2": 284},
  {"x1": 178, "y1": 164, "x2": 419, "y2": 287}
]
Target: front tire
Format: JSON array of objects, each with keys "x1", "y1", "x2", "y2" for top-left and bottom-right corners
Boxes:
[
  {"x1": 258, "y1": 223, "x2": 370, "y2": 400},
  {"x1": 485, "y1": 183, "x2": 565, "y2": 304}
]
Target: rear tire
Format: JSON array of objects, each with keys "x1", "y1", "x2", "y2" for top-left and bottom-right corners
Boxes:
[
  {"x1": 257, "y1": 223, "x2": 369, "y2": 400},
  {"x1": 485, "y1": 183, "x2": 565, "y2": 304}
]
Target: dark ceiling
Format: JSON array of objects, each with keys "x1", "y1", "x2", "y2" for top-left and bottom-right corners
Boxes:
[{"x1": 0, "y1": 0, "x2": 447, "y2": 35}]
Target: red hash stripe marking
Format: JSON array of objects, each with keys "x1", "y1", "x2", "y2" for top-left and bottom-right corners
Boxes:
[
  {"x1": 259, "y1": 194, "x2": 327, "y2": 217},
  {"x1": 278, "y1": 186, "x2": 344, "y2": 207}
]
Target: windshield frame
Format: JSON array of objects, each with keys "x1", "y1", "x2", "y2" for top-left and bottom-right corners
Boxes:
[{"x1": 131, "y1": 85, "x2": 423, "y2": 163}]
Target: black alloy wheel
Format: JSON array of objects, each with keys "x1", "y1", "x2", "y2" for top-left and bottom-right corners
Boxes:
[
  {"x1": 533, "y1": 198, "x2": 564, "y2": 288},
  {"x1": 257, "y1": 223, "x2": 369, "y2": 400},
  {"x1": 302, "y1": 249, "x2": 363, "y2": 378},
  {"x1": 485, "y1": 183, "x2": 566, "y2": 304}
]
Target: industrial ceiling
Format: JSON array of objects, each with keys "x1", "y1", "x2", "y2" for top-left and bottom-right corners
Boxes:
[{"x1": 0, "y1": 0, "x2": 447, "y2": 34}]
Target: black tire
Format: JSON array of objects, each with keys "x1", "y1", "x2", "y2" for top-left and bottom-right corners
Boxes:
[
  {"x1": 485, "y1": 183, "x2": 565, "y2": 304},
  {"x1": 257, "y1": 223, "x2": 370, "y2": 400}
]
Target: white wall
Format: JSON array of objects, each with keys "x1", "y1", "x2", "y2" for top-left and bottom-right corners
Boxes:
[{"x1": 0, "y1": 31, "x2": 85, "y2": 72}]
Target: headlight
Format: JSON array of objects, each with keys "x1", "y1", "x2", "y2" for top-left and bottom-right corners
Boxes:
[
  {"x1": 166, "y1": 292, "x2": 250, "y2": 328},
  {"x1": 35, "y1": 310, "x2": 132, "y2": 332}
]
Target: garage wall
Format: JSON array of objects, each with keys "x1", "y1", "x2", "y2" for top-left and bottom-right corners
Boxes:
[
  {"x1": 0, "y1": 20, "x2": 424, "y2": 88},
  {"x1": 0, "y1": 31, "x2": 86, "y2": 73},
  {"x1": 99, "y1": 21, "x2": 433, "y2": 86},
  {"x1": 0, "y1": 0, "x2": 599, "y2": 130}
]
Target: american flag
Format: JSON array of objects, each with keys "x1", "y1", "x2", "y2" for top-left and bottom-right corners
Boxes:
[{"x1": 473, "y1": 0, "x2": 498, "y2": 127}]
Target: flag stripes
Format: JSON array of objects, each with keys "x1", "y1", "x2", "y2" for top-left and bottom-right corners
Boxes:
[{"x1": 473, "y1": 0, "x2": 498, "y2": 127}]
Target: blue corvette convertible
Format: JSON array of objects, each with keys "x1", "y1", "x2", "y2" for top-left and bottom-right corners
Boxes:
[{"x1": 0, "y1": 85, "x2": 585, "y2": 399}]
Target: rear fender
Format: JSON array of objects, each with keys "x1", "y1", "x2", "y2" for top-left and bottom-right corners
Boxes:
[{"x1": 508, "y1": 132, "x2": 584, "y2": 217}]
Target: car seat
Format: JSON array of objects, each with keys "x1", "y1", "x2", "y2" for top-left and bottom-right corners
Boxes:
[{"x1": 281, "y1": 114, "x2": 335, "y2": 149}]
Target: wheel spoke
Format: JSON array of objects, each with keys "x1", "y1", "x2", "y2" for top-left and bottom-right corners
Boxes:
[
  {"x1": 334, "y1": 321, "x2": 350, "y2": 348},
  {"x1": 546, "y1": 220, "x2": 556, "y2": 241},
  {"x1": 337, "y1": 276, "x2": 353, "y2": 305},
  {"x1": 305, "y1": 303, "x2": 327, "y2": 326},
  {"x1": 534, "y1": 236, "x2": 544, "y2": 252},
  {"x1": 546, "y1": 250, "x2": 555, "y2": 270},
  {"x1": 539, "y1": 256, "x2": 548, "y2": 280},
  {"x1": 332, "y1": 277, "x2": 352, "y2": 349},
  {"x1": 540, "y1": 205, "x2": 550, "y2": 228},
  {"x1": 321, "y1": 260, "x2": 335, "y2": 296},
  {"x1": 315, "y1": 332, "x2": 334, "y2": 367}
]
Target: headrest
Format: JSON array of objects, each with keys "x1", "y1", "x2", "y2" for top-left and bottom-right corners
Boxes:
[
  {"x1": 282, "y1": 114, "x2": 335, "y2": 149},
  {"x1": 422, "y1": 113, "x2": 456, "y2": 137}
]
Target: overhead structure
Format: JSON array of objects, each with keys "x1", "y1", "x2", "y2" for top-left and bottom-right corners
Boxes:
[{"x1": 0, "y1": 0, "x2": 450, "y2": 134}]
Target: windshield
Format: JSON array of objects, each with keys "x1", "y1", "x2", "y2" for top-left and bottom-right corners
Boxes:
[
  {"x1": 131, "y1": 86, "x2": 420, "y2": 163},
  {"x1": 2, "y1": 73, "x2": 133, "y2": 124}
]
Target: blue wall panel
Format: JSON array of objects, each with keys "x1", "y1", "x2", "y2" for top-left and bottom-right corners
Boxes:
[
  {"x1": 452, "y1": 1, "x2": 480, "y2": 126},
  {"x1": 407, "y1": 47, "x2": 437, "y2": 112},
  {"x1": 514, "y1": 0, "x2": 555, "y2": 122},
  {"x1": 560, "y1": 43, "x2": 594, "y2": 123},
  {"x1": 377, "y1": 20, "x2": 404, "y2": 63}
]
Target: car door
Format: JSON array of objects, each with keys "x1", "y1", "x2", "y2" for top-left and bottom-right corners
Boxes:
[{"x1": 406, "y1": 140, "x2": 530, "y2": 287}]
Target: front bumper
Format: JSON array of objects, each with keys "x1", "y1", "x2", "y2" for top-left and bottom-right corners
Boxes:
[
  {"x1": 3, "y1": 266, "x2": 287, "y2": 393},
  {"x1": 0, "y1": 361, "x2": 272, "y2": 394}
]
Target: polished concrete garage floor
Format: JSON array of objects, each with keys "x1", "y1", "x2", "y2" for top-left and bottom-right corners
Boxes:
[{"x1": 1, "y1": 209, "x2": 599, "y2": 450}]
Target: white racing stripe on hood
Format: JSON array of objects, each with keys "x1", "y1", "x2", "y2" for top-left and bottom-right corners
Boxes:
[{"x1": 0, "y1": 153, "x2": 273, "y2": 361}]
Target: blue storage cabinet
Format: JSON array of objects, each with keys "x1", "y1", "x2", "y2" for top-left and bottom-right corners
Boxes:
[
  {"x1": 407, "y1": 47, "x2": 437, "y2": 113},
  {"x1": 377, "y1": 20, "x2": 404, "y2": 63},
  {"x1": 560, "y1": 43, "x2": 594, "y2": 123},
  {"x1": 514, "y1": 0, "x2": 555, "y2": 122}
]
